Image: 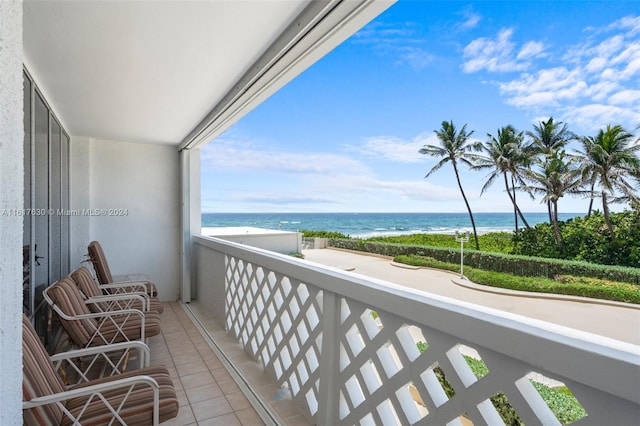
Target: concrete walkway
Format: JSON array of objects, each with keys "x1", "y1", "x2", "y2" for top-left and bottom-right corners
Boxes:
[{"x1": 302, "y1": 248, "x2": 640, "y2": 345}]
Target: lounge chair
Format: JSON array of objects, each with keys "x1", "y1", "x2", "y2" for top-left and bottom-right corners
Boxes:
[
  {"x1": 22, "y1": 315, "x2": 179, "y2": 425},
  {"x1": 43, "y1": 278, "x2": 161, "y2": 351},
  {"x1": 87, "y1": 240, "x2": 159, "y2": 297},
  {"x1": 70, "y1": 267, "x2": 164, "y2": 314}
]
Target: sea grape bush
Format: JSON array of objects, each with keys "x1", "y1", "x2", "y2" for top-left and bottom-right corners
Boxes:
[{"x1": 513, "y1": 210, "x2": 640, "y2": 267}]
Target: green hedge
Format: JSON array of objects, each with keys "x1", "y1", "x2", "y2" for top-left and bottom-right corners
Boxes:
[
  {"x1": 394, "y1": 255, "x2": 640, "y2": 303},
  {"x1": 329, "y1": 239, "x2": 640, "y2": 285}
]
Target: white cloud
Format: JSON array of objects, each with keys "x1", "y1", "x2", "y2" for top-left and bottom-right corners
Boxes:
[
  {"x1": 517, "y1": 41, "x2": 546, "y2": 60},
  {"x1": 609, "y1": 89, "x2": 640, "y2": 105},
  {"x1": 200, "y1": 130, "x2": 485, "y2": 212},
  {"x1": 499, "y1": 67, "x2": 588, "y2": 108},
  {"x1": 608, "y1": 15, "x2": 640, "y2": 34},
  {"x1": 561, "y1": 104, "x2": 640, "y2": 132},
  {"x1": 585, "y1": 56, "x2": 607, "y2": 73},
  {"x1": 398, "y1": 47, "x2": 434, "y2": 70},
  {"x1": 351, "y1": 21, "x2": 433, "y2": 69},
  {"x1": 228, "y1": 192, "x2": 338, "y2": 206},
  {"x1": 202, "y1": 138, "x2": 370, "y2": 175},
  {"x1": 479, "y1": 15, "x2": 640, "y2": 131},
  {"x1": 462, "y1": 28, "x2": 545, "y2": 73},
  {"x1": 347, "y1": 134, "x2": 436, "y2": 163},
  {"x1": 459, "y1": 8, "x2": 481, "y2": 30}
]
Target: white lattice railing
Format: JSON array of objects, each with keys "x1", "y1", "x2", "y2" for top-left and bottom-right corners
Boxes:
[{"x1": 193, "y1": 236, "x2": 640, "y2": 425}]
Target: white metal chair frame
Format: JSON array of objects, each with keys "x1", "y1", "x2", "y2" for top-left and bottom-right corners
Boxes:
[
  {"x1": 43, "y1": 284, "x2": 148, "y2": 350},
  {"x1": 83, "y1": 292, "x2": 152, "y2": 313},
  {"x1": 51, "y1": 340, "x2": 151, "y2": 385},
  {"x1": 23, "y1": 375, "x2": 161, "y2": 426}
]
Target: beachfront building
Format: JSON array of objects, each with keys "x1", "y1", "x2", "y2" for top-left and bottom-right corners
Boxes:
[{"x1": 1, "y1": 1, "x2": 638, "y2": 424}]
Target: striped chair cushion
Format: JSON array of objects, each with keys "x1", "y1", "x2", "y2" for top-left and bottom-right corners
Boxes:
[
  {"x1": 48, "y1": 278, "x2": 98, "y2": 347},
  {"x1": 23, "y1": 315, "x2": 65, "y2": 425},
  {"x1": 87, "y1": 240, "x2": 114, "y2": 283},
  {"x1": 88, "y1": 312, "x2": 161, "y2": 346},
  {"x1": 49, "y1": 278, "x2": 161, "y2": 347},
  {"x1": 22, "y1": 315, "x2": 179, "y2": 425},
  {"x1": 71, "y1": 266, "x2": 164, "y2": 314},
  {"x1": 88, "y1": 240, "x2": 159, "y2": 297},
  {"x1": 63, "y1": 366, "x2": 179, "y2": 426},
  {"x1": 71, "y1": 267, "x2": 102, "y2": 299}
]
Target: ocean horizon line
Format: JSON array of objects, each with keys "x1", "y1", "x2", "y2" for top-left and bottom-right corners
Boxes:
[
  {"x1": 201, "y1": 211, "x2": 587, "y2": 238},
  {"x1": 202, "y1": 211, "x2": 585, "y2": 215}
]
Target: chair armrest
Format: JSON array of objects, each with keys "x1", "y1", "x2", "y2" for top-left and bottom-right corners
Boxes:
[
  {"x1": 86, "y1": 293, "x2": 151, "y2": 312},
  {"x1": 99, "y1": 282, "x2": 151, "y2": 292},
  {"x1": 51, "y1": 341, "x2": 150, "y2": 383},
  {"x1": 52, "y1": 307, "x2": 145, "y2": 322},
  {"x1": 113, "y1": 273, "x2": 149, "y2": 282},
  {"x1": 100, "y1": 280, "x2": 153, "y2": 294},
  {"x1": 23, "y1": 375, "x2": 160, "y2": 425},
  {"x1": 52, "y1": 307, "x2": 147, "y2": 345}
]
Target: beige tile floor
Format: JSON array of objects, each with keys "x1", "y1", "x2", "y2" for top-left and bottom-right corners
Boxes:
[
  {"x1": 148, "y1": 302, "x2": 266, "y2": 426},
  {"x1": 185, "y1": 302, "x2": 313, "y2": 426}
]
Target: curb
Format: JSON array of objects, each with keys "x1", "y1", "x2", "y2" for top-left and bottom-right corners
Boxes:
[
  {"x1": 450, "y1": 276, "x2": 640, "y2": 310},
  {"x1": 389, "y1": 260, "x2": 640, "y2": 310}
]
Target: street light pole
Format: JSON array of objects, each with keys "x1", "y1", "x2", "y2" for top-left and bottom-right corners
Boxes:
[{"x1": 455, "y1": 230, "x2": 470, "y2": 279}]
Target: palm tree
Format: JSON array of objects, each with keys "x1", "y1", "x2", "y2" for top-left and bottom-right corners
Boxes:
[
  {"x1": 523, "y1": 151, "x2": 582, "y2": 248},
  {"x1": 576, "y1": 125, "x2": 640, "y2": 241},
  {"x1": 474, "y1": 125, "x2": 532, "y2": 231},
  {"x1": 526, "y1": 117, "x2": 576, "y2": 223},
  {"x1": 527, "y1": 117, "x2": 575, "y2": 155},
  {"x1": 420, "y1": 120, "x2": 481, "y2": 250}
]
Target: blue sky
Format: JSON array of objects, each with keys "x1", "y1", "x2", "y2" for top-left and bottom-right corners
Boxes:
[{"x1": 201, "y1": 1, "x2": 640, "y2": 214}]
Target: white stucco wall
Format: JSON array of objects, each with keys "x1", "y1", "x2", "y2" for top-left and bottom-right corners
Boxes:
[
  {"x1": 89, "y1": 138, "x2": 180, "y2": 301},
  {"x1": 0, "y1": 1, "x2": 24, "y2": 423},
  {"x1": 70, "y1": 136, "x2": 91, "y2": 269},
  {"x1": 202, "y1": 227, "x2": 302, "y2": 254}
]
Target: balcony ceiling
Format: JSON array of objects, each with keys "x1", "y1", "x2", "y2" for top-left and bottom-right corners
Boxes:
[{"x1": 23, "y1": 1, "x2": 314, "y2": 145}]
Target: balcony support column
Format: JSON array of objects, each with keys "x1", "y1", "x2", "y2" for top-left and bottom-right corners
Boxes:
[
  {"x1": 317, "y1": 291, "x2": 341, "y2": 424},
  {"x1": 179, "y1": 148, "x2": 200, "y2": 302}
]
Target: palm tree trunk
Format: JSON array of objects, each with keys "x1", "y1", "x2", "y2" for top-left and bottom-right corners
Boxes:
[
  {"x1": 512, "y1": 175, "x2": 518, "y2": 233},
  {"x1": 602, "y1": 191, "x2": 615, "y2": 241},
  {"x1": 552, "y1": 200, "x2": 562, "y2": 249},
  {"x1": 453, "y1": 162, "x2": 480, "y2": 250},
  {"x1": 587, "y1": 180, "x2": 595, "y2": 217},
  {"x1": 547, "y1": 200, "x2": 553, "y2": 224},
  {"x1": 515, "y1": 200, "x2": 531, "y2": 229},
  {"x1": 502, "y1": 173, "x2": 531, "y2": 229}
]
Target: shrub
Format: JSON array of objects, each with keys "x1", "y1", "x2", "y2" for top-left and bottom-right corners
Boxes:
[
  {"x1": 514, "y1": 210, "x2": 640, "y2": 267},
  {"x1": 392, "y1": 254, "x2": 640, "y2": 304},
  {"x1": 415, "y1": 343, "x2": 584, "y2": 424},
  {"x1": 301, "y1": 230, "x2": 351, "y2": 239},
  {"x1": 329, "y1": 239, "x2": 640, "y2": 285}
]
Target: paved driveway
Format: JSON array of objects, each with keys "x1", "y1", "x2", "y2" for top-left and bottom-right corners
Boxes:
[{"x1": 302, "y1": 248, "x2": 640, "y2": 345}]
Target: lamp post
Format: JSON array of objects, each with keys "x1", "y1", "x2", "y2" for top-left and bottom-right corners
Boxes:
[{"x1": 455, "y1": 230, "x2": 470, "y2": 279}]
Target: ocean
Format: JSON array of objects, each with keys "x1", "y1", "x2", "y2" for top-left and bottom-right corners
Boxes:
[{"x1": 201, "y1": 212, "x2": 583, "y2": 238}]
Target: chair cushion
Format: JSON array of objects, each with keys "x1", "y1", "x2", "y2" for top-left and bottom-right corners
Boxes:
[
  {"x1": 48, "y1": 278, "x2": 98, "y2": 347},
  {"x1": 88, "y1": 241, "x2": 159, "y2": 297},
  {"x1": 72, "y1": 267, "x2": 164, "y2": 314},
  {"x1": 22, "y1": 315, "x2": 65, "y2": 425},
  {"x1": 88, "y1": 312, "x2": 162, "y2": 346},
  {"x1": 62, "y1": 366, "x2": 179, "y2": 426},
  {"x1": 22, "y1": 314, "x2": 178, "y2": 426},
  {"x1": 88, "y1": 240, "x2": 114, "y2": 284},
  {"x1": 71, "y1": 267, "x2": 103, "y2": 299},
  {"x1": 50, "y1": 278, "x2": 161, "y2": 347}
]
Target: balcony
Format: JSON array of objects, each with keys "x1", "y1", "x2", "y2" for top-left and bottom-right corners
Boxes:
[
  {"x1": 183, "y1": 235, "x2": 640, "y2": 425},
  {"x1": 3, "y1": 1, "x2": 640, "y2": 423}
]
